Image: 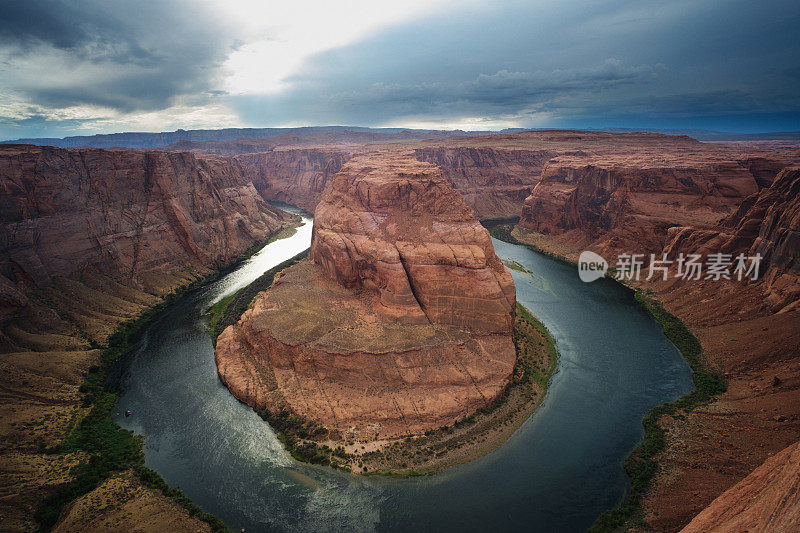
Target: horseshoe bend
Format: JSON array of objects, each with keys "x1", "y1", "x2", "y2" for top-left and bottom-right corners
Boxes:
[
  {"x1": 4, "y1": 2, "x2": 800, "y2": 525},
  {"x1": 214, "y1": 151, "x2": 528, "y2": 455}
]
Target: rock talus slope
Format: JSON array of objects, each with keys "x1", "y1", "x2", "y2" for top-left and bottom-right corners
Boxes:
[{"x1": 215, "y1": 151, "x2": 516, "y2": 438}]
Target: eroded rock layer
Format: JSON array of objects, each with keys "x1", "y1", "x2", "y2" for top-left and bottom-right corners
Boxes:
[
  {"x1": 310, "y1": 152, "x2": 516, "y2": 334},
  {"x1": 413, "y1": 147, "x2": 554, "y2": 219},
  {"x1": 0, "y1": 144, "x2": 290, "y2": 530},
  {"x1": 0, "y1": 145, "x2": 287, "y2": 293},
  {"x1": 520, "y1": 154, "x2": 768, "y2": 257},
  {"x1": 507, "y1": 135, "x2": 800, "y2": 531},
  {"x1": 681, "y1": 439, "x2": 800, "y2": 533},
  {"x1": 0, "y1": 144, "x2": 290, "y2": 344},
  {"x1": 216, "y1": 151, "x2": 516, "y2": 438},
  {"x1": 235, "y1": 149, "x2": 349, "y2": 212},
  {"x1": 661, "y1": 167, "x2": 800, "y2": 313},
  {"x1": 507, "y1": 132, "x2": 798, "y2": 257}
]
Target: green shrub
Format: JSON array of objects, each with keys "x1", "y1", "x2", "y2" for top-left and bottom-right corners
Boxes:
[
  {"x1": 589, "y1": 292, "x2": 727, "y2": 531},
  {"x1": 489, "y1": 226, "x2": 726, "y2": 531}
]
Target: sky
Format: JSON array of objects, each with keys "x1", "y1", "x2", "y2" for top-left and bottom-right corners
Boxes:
[{"x1": 1, "y1": 0, "x2": 799, "y2": 140}]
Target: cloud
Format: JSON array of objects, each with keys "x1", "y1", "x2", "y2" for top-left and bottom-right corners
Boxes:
[
  {"x1": 0, "y1": 1, "x2": 157, "y2": 64},
  {"x1": 0, "y1": 0, "x2": 235, "y2": 112},
  {"x1": 1, "y1": 0, "x2": 799, "y2": 138},
  {"x1": 230, "y1": 0, "x2": 800, "y2": 131}
]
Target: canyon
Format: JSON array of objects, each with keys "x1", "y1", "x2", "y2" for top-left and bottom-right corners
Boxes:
[
  {"x1": 1, "y1": 129, "x2": 799, "y2": 531},
  {"x1": 515, "y1": 134, "x2": 798, "y2": 258},
  {"x1": 0, "y1": 144, "x2": 294, "y2": 531},
  {"x1": 169, "y1": 130, "x2": 798, "y2": 231},
  {"x1": 510, "y1": 152, "x2": 800, "y2": 528},
  {"x1": 215, "y1": 151, "x2": 517, "y2": 440}
]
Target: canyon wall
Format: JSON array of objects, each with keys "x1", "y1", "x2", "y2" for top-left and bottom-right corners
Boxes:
[
  {"x1": 518, "y1": 154, "x2": 787, "y2": 257},
  {"x1": 215, "y1": 151, "x2": 516, "y2": 439},
  {"x1": 0, "y1": 144, "x2": 291, "y2": 346},
  {"x1": 235, "y1": 149, "x2": 349, "y2": 212},
  {"x1": 507, "y1": 136, "x2": 800, "y2": 531},
  {"x1": 662, "y1": 166, "x2": 800, "y2": 313},
  {"x1": 0, "y1": 144, "x2": 290, "y2": 530},
  {"x1": 413, "y1": 147, "x2": 554, "y2": 219}
]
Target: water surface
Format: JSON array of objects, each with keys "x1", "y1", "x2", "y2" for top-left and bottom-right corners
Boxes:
[{"x1": 113, "y1": 209, "x2": 693, "y2": 532}]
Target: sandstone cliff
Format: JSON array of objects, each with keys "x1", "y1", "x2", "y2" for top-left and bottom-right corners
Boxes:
[
  {"x1": 235, "y1": 149, "x2": 349, "y2": 212},
  {"x1": 414, "y1": 147, "x2": 554, "y2": 219},
  {"x1": 310, "y1": 152, "x2": 516, "y2": 334},
  {"x1": 504, "y1": 134, "x2": 800, "y2": 531},
  {"x1": 215, "y1": 151, "x2": 516, "y2": 439},
  {"x1": 0, "y1": 144, "x2": 290, "y2": 530},
  {"x1": 518, "y1": 154, "x2": 777, "y2": 257},
  {"x1": 662, "y1": 167, "x2": 800, "y2": 313},
  {"x1": 0, "y1": 144, "x2": 290, "y2": 346},
  {"x1": 681, "y1": 439, "x2": 800, "y2": 532}
]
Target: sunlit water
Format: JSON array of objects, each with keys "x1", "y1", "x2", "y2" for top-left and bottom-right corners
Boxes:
[{"x1": 112, "y1": 207, "x2": 693, "y2": 532}]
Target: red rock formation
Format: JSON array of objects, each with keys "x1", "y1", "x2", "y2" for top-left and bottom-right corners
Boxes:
[
  {"x1": 519, "y1": 155, "x2": 768, "y2": 257},
  {"x1": 662, "y1": 166, "x2": 800, "y2": 312},
  {"x1": 681, "y1": 439, "x2": 800, "y2": 532},
  {"x1": 0, "y1": 144, "x2": 294, "y2": 525},
  {"x1": 310, "y1": 152, "x2": 516, "y2": 334},
  {"x1": 0, "y1": 145, "x2": 287, "y2": 291},
  {"x1": 0, "y1": 145, "x2": 290, "y2": 335},
  {"x1": 215, "y1": 151, "x2": 516, "y2": 438},
  {"x1": 235, "y1": 149, "x2": 349, "y2": 212},
  {"x1": 505, "y1": 134, "x2": 799, "y2": 531},
  {"x1": 414, "y1": 147, "x2": 554, "y2": 219},
  {"x1": 503, "y1": 130, "x2": 799, "y2": 259}
]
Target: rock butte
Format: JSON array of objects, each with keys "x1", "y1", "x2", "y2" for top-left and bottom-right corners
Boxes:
[{"x1": 215, "y1": 151, "x2": 516, "y2": 438}]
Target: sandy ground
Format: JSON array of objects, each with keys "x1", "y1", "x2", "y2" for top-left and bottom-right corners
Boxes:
[{"x1": 52, "y1": 471, "x2": 212, "y2": 533}]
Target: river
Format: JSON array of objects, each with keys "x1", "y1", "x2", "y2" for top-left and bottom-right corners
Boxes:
[{"x1": 112, "y1": 205, "x2": 693, "y2": 532}]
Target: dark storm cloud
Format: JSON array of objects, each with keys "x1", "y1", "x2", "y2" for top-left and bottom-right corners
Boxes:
[
  {"x1": 239, "y1": 59, "x2": 660, "y2": 122},
  {"x1": 2, "y1": 0, "x2": 800, "y2": 138},
  {"x1": 0, "y1": 0, "x2": 233, "y2": 111},
  {"x1": 0, "y1": 1, "x2": 151, "y2": 62},
  {"x1": 233, "y1": 0, "x2": 800, "y2": 130}
]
